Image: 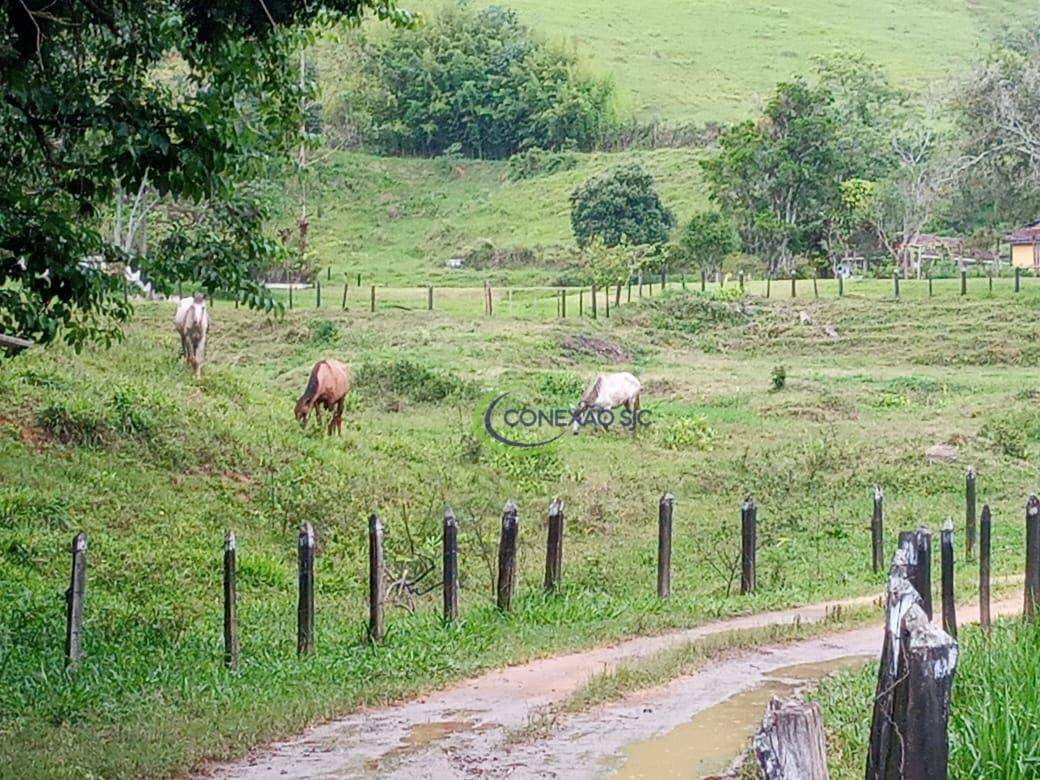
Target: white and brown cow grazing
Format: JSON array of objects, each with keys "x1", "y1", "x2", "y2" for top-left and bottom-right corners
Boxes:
[
  {"x1": 174, "y1": 294, "x2": 209, "y2": 379},
  {"x1": 572, "y1": 371, "x2": 642, "y2": 434}
]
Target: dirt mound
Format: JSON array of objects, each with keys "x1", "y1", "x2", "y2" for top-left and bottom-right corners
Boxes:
[{"x1": 560, "y1": 334, "x2": 629, "y2": 363}]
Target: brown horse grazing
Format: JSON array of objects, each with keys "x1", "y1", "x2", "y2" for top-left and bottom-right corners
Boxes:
[{"x1": 295, "y1": 359, "x2": 351, "y2": 435}]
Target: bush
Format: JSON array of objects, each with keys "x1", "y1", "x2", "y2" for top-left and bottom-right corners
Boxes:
[
  {"x1": 645, "y1": 290, "x2": 753, "y2": 334},
  {"x1": 37, "y1": 397, "x2": 110, "y2": 446},
  {"x1": 356, "y1": 359, "x2": 476, "y2": 404},
  {"x1": 658, "y1": 414, "x2": 716, "y2": 451},
  {"x1": 308, "y1": 319, "x2": 338, "y2": 344},
  {"x1": 570, "y1": 163, "x2": 675, "y2": 248},
  {"x1": 981, "y1": 413, "x2": 1029, "y2": 459},
  {"x1": 772, "y1": 365, "x2": 787, "y2": 391},
  {"x1": 679, "y1": 211, "x2": 739, "y2": 272},
  {"x1": 536, "y1": 372, "x2": 586, "y2": 404},
  {"x1": 344, "y1": 5, "x2": 615, "y2": 158},
  {"x1": 507, "y1": 147, "x2": 579, "y2": 180}
]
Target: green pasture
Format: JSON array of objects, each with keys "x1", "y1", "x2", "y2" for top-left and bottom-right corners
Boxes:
[
  {"x1": 354, "y1": 0, "x2": 1027, "y2": 123},
  {"x1": 4, "y1": 289, "x2": 1040, "y2": 776}
]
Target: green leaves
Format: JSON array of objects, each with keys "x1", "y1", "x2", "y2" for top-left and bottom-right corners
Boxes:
[
  {"x1": 0, "y1": 1, "x2": 406, "y2": 346},
  {"x1": 569, "y1": 163, "x2": 674, "y2": 249}
]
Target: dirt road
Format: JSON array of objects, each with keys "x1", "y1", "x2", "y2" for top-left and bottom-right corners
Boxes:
[{"x1": 205, "y1": 595, "x2": 1016, "y2": 779}]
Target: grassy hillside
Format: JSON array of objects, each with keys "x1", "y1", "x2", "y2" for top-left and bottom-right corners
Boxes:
[
  {"x1": 378, "y1": 0, "x2": 1029, "y2": 123},
  {"x1": 301, "y1": 148, "x2": 708, "y2": 284},
  {"x1": 6, "y1": 285, "x2": 1040, "y2": 775}
]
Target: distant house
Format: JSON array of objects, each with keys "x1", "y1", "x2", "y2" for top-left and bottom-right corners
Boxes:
[
  {"x1": 895, "y1": 234, "x2": 997, "y2": 270},
  {"x1": 1008, "y1": 222, "x2": 1040, "y2": 270}
]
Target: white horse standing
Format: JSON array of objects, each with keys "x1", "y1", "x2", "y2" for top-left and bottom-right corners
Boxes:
[
  {"x1": 174, "y1": 294, "x2": 209, "y2": 379},
  {"x1": 572, "y1": 371, "x2": 642, "y2": 434}
]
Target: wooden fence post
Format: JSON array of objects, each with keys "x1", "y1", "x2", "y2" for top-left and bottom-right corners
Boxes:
[
  {"x1": 615, "y1": 282, "x2": 622, "y2": 307},
  {"x1": 297, "y1": 522, "x2": 315, "y2": 655},
  {"x1": 1025, "y1": 494, "x2": 1040, "y2": 621},
  {"x1": 288, "y1": 284, "x2": 293, "y2": 309},
  {"x1": 739, "y1": 270, "x2": 745, "y2": 292},
  {"x1": 766, "y1": 276, "x2": 772, "y2": 299},
  {"x1": 341, "y1": 283, "x2": 348, "y2": 310},
  {"x1": 893, "y1": 272, "x2": 900, "y2": 298},
  {"x1": 638, "y1": 272, "x2": 643, "y2": 298},
  {"x1": 327, "y1": 266, "x2": 331, "y2": 281},
  {"x1": 838, "y1": 274, "x2": 843, "y2": 297},
  {"x1": 741, "y1": 497, "x2": 757, "y2": 595},
  {"x1": 898, "y1": 526, "x2": 933, "y2": 619},
  {"x1": 579, "y1": 289, "x2": 584, "y2": 317},
  {"x1": 368, "y1": 514, "x2": 384, "y2": 643},
  {"x1": 813, "y1": 274, "x2": 818, "y2": 298},
  {"x1": 965, "y1": 465, "x2": 976, "y2": 560},
  {"x1": 561, "y1": 288, "x2": 567, "y2": 317},
  {"x1": 701, "y1": 270, "x2": 706, "y2": 292},
  {"x1": 928, "y1": 273, "x2": 933, "y2": 297},
  {"x1": 980, "y1": 504, "x2": 991, "y2": 632},
  {"x1": 591, "y1": 284, "x2": 598, "y2": 319},
  {"x1": 443, "y1": 507, "x2": 458, "y2": 623},
  {"x1": 223, "y1": 531, "x2": 238, "y2": 671},
  {"x1": 627, "y1": 279, "x2": 632, "y2": 302},
  {"x1": 64, "y1": 532, "x2": 87, "y2": 670},
  {"x1": 369, "y1": 285, "x2": 375, "y2": 313},
  {"x1": 661, "y1": 269, "x2": 666, "y2": 290},
  {"x1": 545, "y1": 497, "x2": 564, "y2": 593},
  {"x1": 940, "y1": 518, "x2": 957, "y2": 639},
  {"x1": 790, "y1": 275, "x2": 796, "y2": 298},
  {"x1": 657, "y1": 493, "x2": 673, "y2": 599},
  {"x1": 681, "y1": 273, "x2": 687, "y2": 290},
  {"x1": 1015, "y1": 266, "x2": 1022, "y2": 293},
  {"x1": 356, "y1": 272, "x2": 361, "y2": 287},
  {"x1": 427, "y1": 285, "x2": 433, "y2": 311},
  {"x1": 316, "y1": 281, "x2": 321, "y2": 308},
  {"x1": 496, "y1": 500, "x2": 518, "y2": 611},
  {"x1": 754, "y1": 697, "x2": 829, "y2": 780},
  {"x1": 871, "y1": 485, "x2": 884, "y2": 574},
  {"x1": 961, "y1": 269, "x2": 967, "y2": 295}
]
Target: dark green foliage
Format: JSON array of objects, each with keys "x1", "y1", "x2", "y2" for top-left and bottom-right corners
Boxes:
[
  {"x1": 507, "y1": 148, "x2": 580, "y2": 180},
  {"x1": 772, "y1": 365, "x2": 787, "y2": 391},
  {"x1": 679, "y1": 211, "x2": 739, "y2": 272},
  {"x1": 345, "y1": 5, "x2": 615, "y2": 158},
  {"x1": 308, "y1": 318, "x2": 339, "y2": 344},
  {"x1": 356, "y1": 359, "x2": 477, "y2": 403},
  {"x1": 643, "y1": 289, "x2": 753, "y2": 334},
  {"x1": 0, "y1": 0, "x2": 411, "y2": 347},
  {"x1": 570, "y1": 163, "x2": 675, "y2": 248}
]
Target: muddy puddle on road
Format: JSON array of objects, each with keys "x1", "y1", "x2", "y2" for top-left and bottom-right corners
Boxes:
[{"x1": 613, "y1": 655, "x2": 874, "y2": 779}]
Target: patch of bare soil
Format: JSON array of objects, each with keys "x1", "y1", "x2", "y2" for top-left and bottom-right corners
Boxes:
[{"x1": 559, "y1": 334, "x2": 629, "y2": 363}]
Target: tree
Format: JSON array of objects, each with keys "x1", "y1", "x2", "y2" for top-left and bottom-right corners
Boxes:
[
  {"x1": 679, "y1": 212, "x2": 738, "y2": 273},
  {"x1": 343, "y1": 5, "x2": 616, "y2": 158},
  {"x1": 701, "y1": 80, "x2": 843, "y2": 275},
  {"x1": 948, "y1": 26, "x2": 1040, "y2": 230},
  {"x1": 570, "y1": 163, "x2": 674, "y2": 249},
  {"x1": 0, "y1": 1, "x2": 411, "y2": 348}
]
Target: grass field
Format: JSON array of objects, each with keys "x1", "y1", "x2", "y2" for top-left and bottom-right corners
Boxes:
[
  {"x1": 294, "y1": 148, "x2": 708, "y2": 284},
  {"x1": 813, "y1": 618, "x2": 1040, "y2": 778},
  {"x1": 357, "y1": 0, "x2": 1029, "y2": 123},
  {"x1": 5, "y1": 287, "x2": 1040, "y2": 776}
]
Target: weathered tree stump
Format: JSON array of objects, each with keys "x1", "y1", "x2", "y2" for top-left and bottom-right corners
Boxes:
[
  {"x1": 898, "y1": 527, "x2": 932, "y2": 619},
  {"x1": 754, "y1": 697, "x2": 830, "y2": 780}
]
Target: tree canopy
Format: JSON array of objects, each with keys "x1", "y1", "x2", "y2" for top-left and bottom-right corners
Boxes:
[
  {"x1": 569, "y1": 163, "x2": 674, "y2": 249},
  {"x1": 341, "y1": 4, "x2": 616, "y2": 158},
  {"x1": 1, "y1": 0, "x2": 411, "y2": 347},
  {"x1": 679, "y1": 212, "x2": 738, "y2": 273}
]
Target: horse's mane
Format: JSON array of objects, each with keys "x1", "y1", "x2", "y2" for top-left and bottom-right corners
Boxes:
[{"x1": 299, "y1": 361, "x2": 325, "y2": 404}]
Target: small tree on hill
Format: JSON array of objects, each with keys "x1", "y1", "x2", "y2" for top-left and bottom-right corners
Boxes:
[
  {"x1": 569, "y1": 164, "x2": 675, "y2": 248},
  {"x1": 679, "y1": 211, "x2": 739, "y2": 273}
]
